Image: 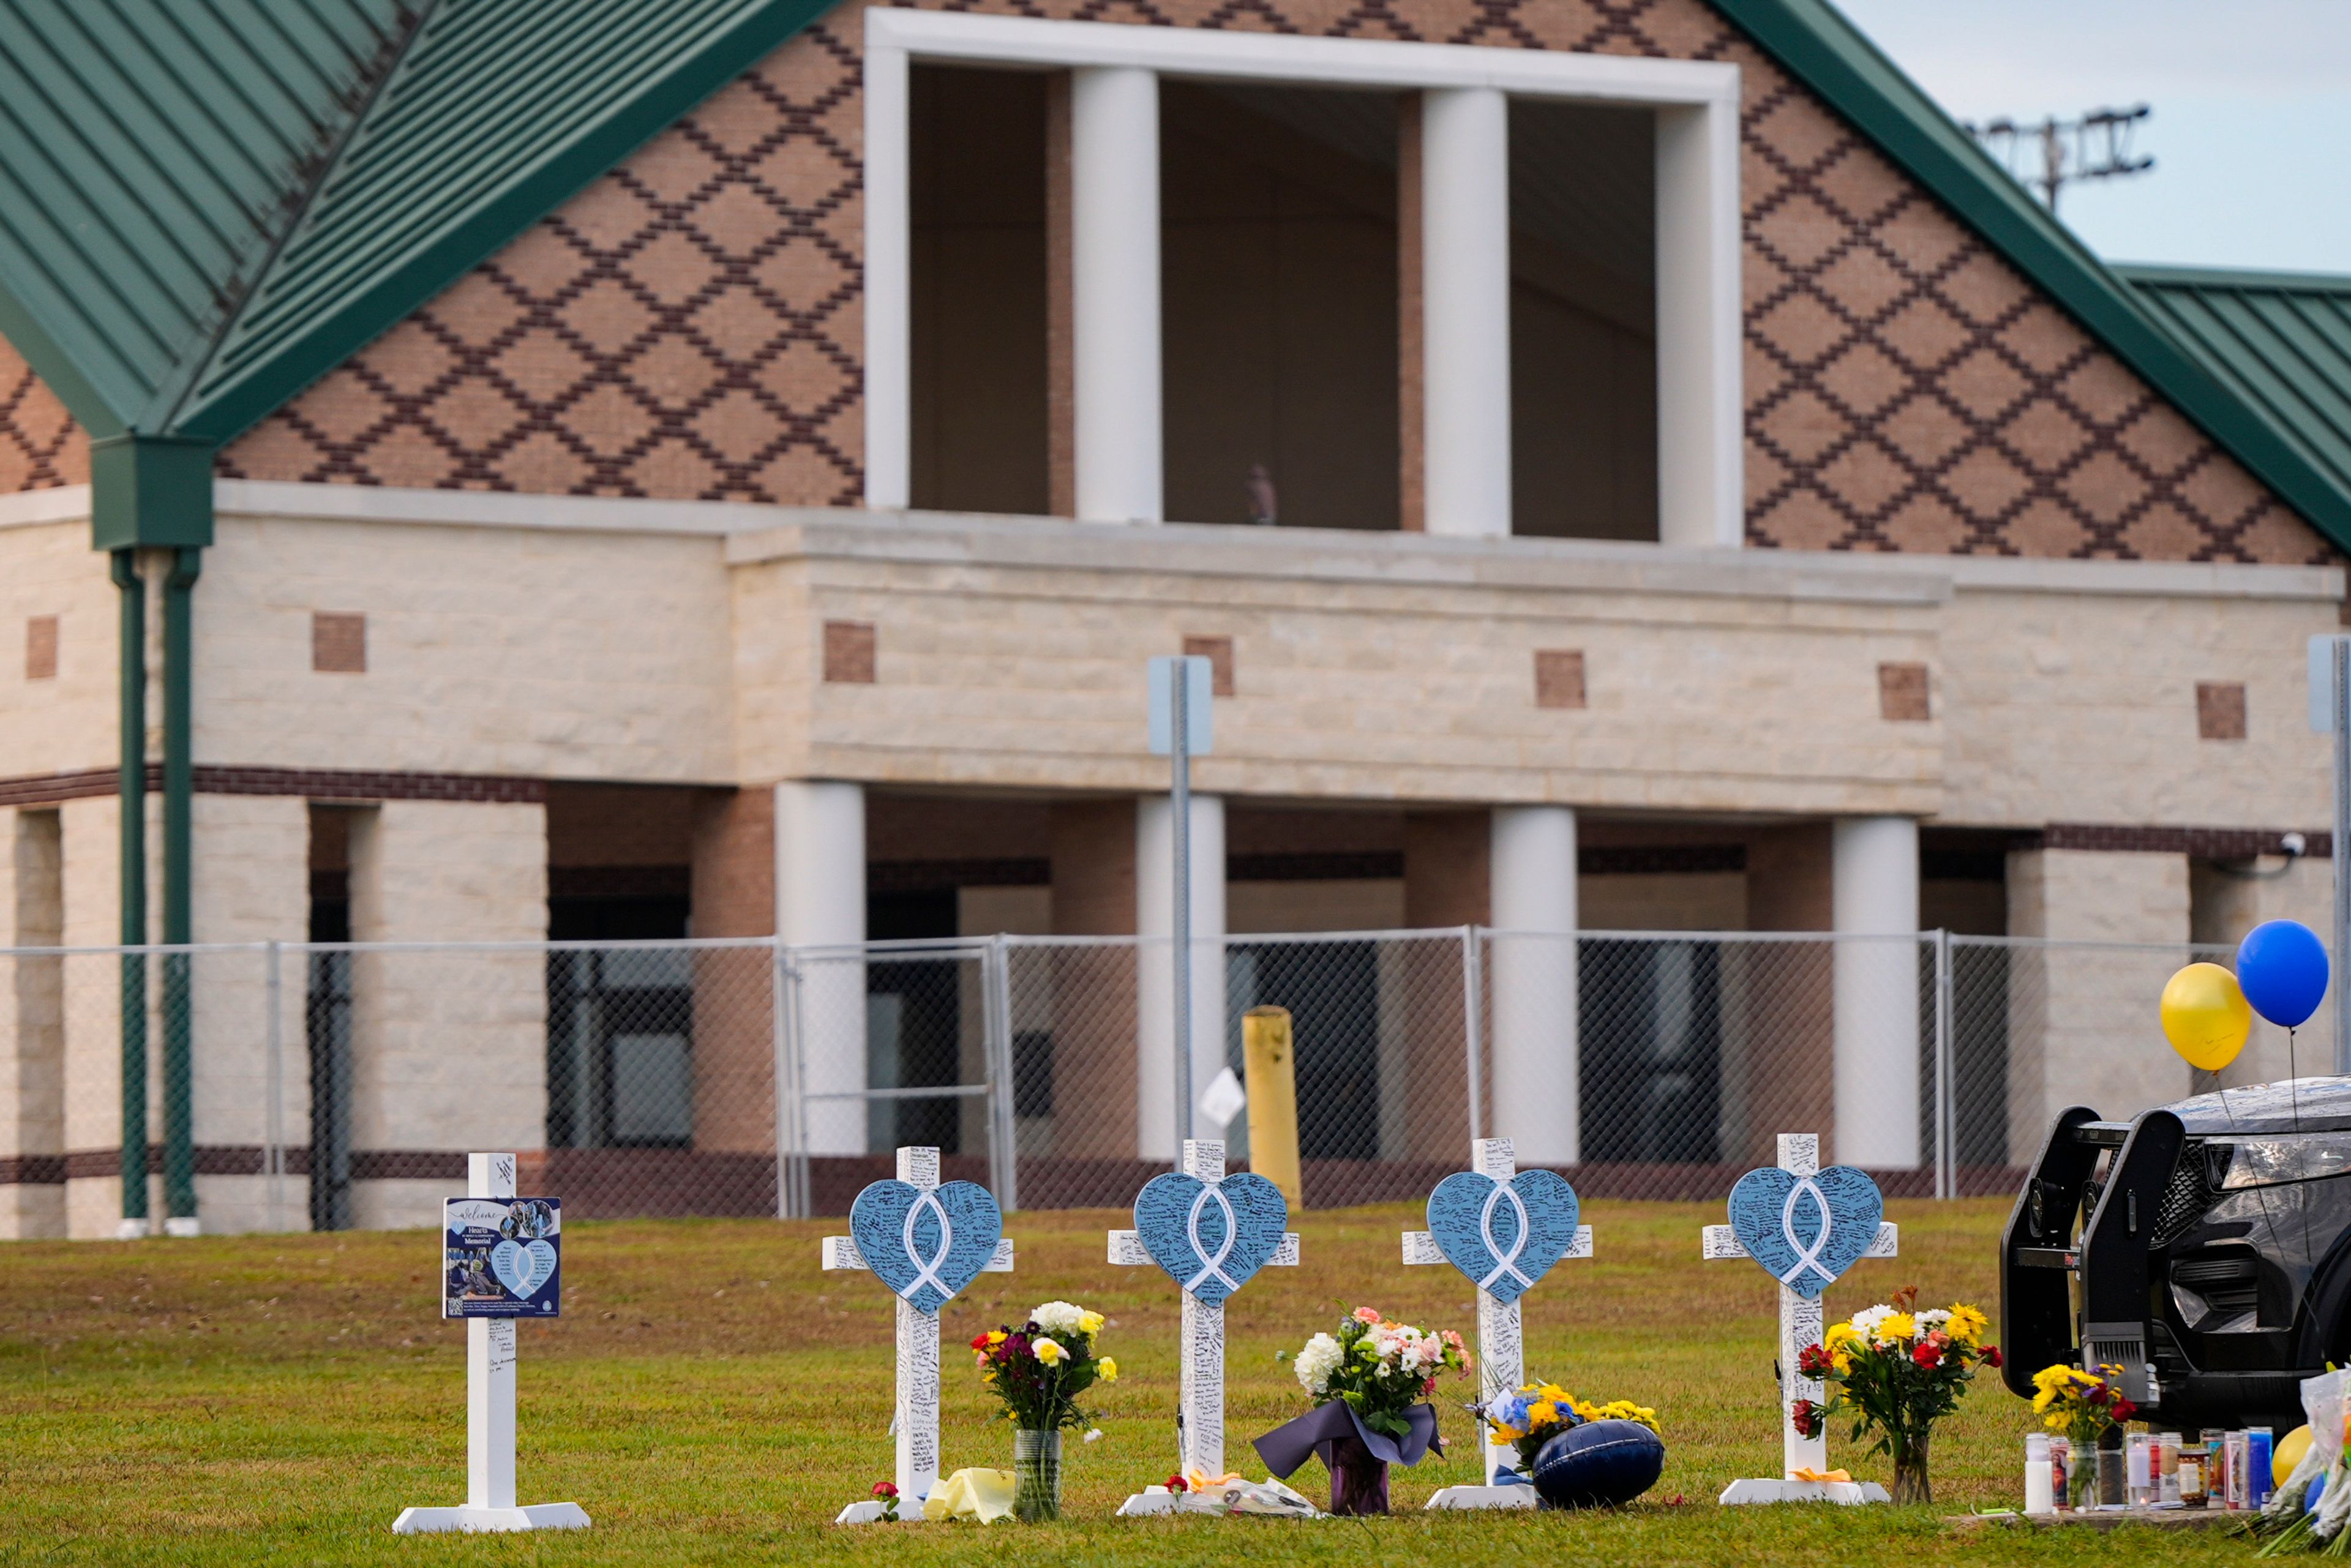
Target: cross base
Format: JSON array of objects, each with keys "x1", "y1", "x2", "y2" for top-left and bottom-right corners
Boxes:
[
  {"x1": 1718, "y1": 1478, "x2": 1889, "y2": 1506},
  {"x1": 1423, "y1": 1484, "x2": 1539, "y2": 1510},
  {"x1": 390, "y1": 1502, "x2": 590, "y2": 1534},
  {"x1": 834, "y1": 1499, "x2": 922, "y2": 1525}
]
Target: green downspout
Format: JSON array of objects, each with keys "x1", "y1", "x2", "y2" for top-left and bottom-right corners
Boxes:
[
  {"x1": 111, "y1": 550, "x2": 148, "y2": 1229},
  {"x1": 91, "y1": 433, "x2": 212, "y2": 1234},
  {"x1": 161, "y1": 547, "x2": 201, "y2": 1224}
]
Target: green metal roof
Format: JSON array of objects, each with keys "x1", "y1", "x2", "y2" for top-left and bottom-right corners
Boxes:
[
  {"x1": 2118, "y1": 266, "x2": 2351, "y2": 516},
  {"x1": 0, "y1": 0, "x2": 408, "y2": 439}
]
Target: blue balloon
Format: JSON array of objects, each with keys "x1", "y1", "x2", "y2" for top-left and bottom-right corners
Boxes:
[
  {"x1": 2238, "y1": 920, "x2": 2330, "y2": 1030},
  {"x1": 2308, "y1": 1472, "x2": 2327, "y2": 1515}
]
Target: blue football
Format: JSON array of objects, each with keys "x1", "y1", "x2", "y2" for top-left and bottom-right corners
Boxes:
[{"x1": 1529, "y1": 1419, "x2": 1665, "y2": 1510}]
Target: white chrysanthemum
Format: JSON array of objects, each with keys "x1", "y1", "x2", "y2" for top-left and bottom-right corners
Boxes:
[
  {"x1": 1031, "y1": 1300, "x2": 1088, "y2": 1338},
  {"x1": 1849, "y1": 1305, "x2": 1893, "y2": 1338},
  {"x1": 1295, "y1": 1332, "x2": 1343, "y2": 1394},
  {"x1": 1916, "y1": 1308, "x2": 1951, "y2": 1332}
]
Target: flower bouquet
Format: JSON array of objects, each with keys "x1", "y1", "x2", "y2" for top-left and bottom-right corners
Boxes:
[
  {"x1": 1790, "y1": 1288, "x2": 2001, "y2": 1504},
  {"x1": 1255, "y1": 1308, "x2": 1469, "y2": 1515},
  {"x1": 2030, "y1": 1360, "x2": 2135, "y2": 1509},
  {"x1": 970, "y1": 1300, "x2": 1118, "y2": 1521},
  {"x1": 1483, "y1": 1381, "x2": 1660, "y2": 1476}
]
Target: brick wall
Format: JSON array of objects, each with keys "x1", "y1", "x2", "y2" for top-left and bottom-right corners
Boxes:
[{"x1": 208, "y1": 0, "x2": 2331, "y2": 566}]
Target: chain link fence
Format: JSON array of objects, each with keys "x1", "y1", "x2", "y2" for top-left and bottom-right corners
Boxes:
[{"x1": 0, "y1": 929, "x2": 2281, "y2": 1235}]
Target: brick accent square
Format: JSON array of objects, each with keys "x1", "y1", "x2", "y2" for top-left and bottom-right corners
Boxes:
[
  {"x1": 312, "y1": 612, "x2": 366, "y2": 673},
  {"x1": 24, "y1": 615, "x2": 56, "y2": 680},
  {"x1": 1535, "y1": 649, "x2": 1586, "y2": 710},
  {"x1": 1878, "y1": 661, "x2": 1930, "y2": 721},
  {"x1": 2197, "y1": 681, "x2": 2247, "y2": 740},
  {"x1": 824, "y1": 620, "x2": 876, "y2": 685},
  {"x1": 1183, "y1": 634, "x2": 1235, "y2": 697}
]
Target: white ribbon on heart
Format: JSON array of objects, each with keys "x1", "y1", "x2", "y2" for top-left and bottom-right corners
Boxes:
[
  {"x1": 1775, "y1": 1175, "x2": 1836, "y2": 1290},
  {"x1": 1183, "y1": 1182, "x2": 1242, "y2": 1297},
  {"x1": 901, "y1": 1187, "x2": 958, "y2": 1304},
  {"x1": 1475, "y1": 1179, "x2": 1535, "y2": 1296}
]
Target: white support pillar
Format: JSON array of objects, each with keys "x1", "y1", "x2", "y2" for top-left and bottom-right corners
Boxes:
[
  {"x1": 1653, "y1": 98, "x2": 1743, "y2": 548},
  {"x1": 1072, "y1": 65, "x2": 1161, "y2": 525},
  {"x1": 1420, "y1": 86, "x2": 1511, "y2": 539},
  {"x1": 1488, "y1": 806, "x2": 1577, "y2": 1164},
  {"x1": 778, "y1": 781, "x2": 868, "y2": 1157},
  {"x1": 1831, "y1": 817, "x2": 1919, "y2": 1169},
  {"x1": 1136, "y1": 794, "x2": 1224, "y2": 1162}
]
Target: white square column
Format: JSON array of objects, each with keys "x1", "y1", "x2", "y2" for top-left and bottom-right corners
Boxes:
[
  {"x1": 1420, "y1": 86, "x2": 1511, "y2": 539},
  {"x1": 1831, "y1": 817, "x2": 1919, "y2": 1169},
  {"x1": 776, "y1": 781, "x2": 868, "y2": 1157},
  {"x1": 1071, "y1": 65, "x2": 1162, "y2": 525},
  {"x1": 1136, "y1": 793, "x2": 1224, "y2": 1161},
  {"x1": 1489, "y1": 805, "x2": 1577, "y2": 1165}
]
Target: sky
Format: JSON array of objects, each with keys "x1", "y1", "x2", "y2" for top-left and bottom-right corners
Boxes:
[{"x1": 1831, "y1": 0, "x2": 2351, "y2": 275}]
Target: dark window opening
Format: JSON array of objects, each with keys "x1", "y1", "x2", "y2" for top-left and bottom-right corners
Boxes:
[
  {"x1": 1228, "y1": 939, "x2": 1381, "y2": 1160},
  {"x1": 306, "y1": 878, "x2": 351, "y2": 1232},
  {"x1": 868, "y1": 888, "x2": 964, "y2": 1154},
  {"x1": 1163, "y1": 83, "x2": 1401, "y2": 531},
  {"x1": 1580, "y1": 937, "x2": 1720, "y2": 1163},
  {"x1": 546, "y1": 896, "x2": 693, "y2": 1150}
]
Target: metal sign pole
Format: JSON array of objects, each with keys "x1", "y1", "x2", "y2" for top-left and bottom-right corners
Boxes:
[
  {"x1": 2336, "y1": 639, "x2": 2350, "y2": 1076},
  {"x1": 1171, "y1": 658, "x2": 1193, "y2": 1150}
]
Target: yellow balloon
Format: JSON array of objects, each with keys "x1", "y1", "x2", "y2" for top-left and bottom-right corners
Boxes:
[
  {"x1": 2277, "y1": 1424, "x2": 2314, "y2": 1484},
  {"x1": 2162, "y1": 962, "x2": 2251, "y2": 1071}
]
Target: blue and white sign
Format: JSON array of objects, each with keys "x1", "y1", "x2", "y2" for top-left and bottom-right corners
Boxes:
[
  {"x1": 1726, "y1": 1164, "x2": 1883, "y2": 1300},
  {"x1": 1132, "y1": 1169, "x2": 1286, "y2": 1306},
  {"x1": 1425, "y1": 1168, "x2": 1580, "y2": 1307},
  {"x1": 443, "y1": 1197, "x2": 561, "y2": 1319},
  {"x1": 848, "y1": 1177, "x2": 1002, "y2": 1316}
]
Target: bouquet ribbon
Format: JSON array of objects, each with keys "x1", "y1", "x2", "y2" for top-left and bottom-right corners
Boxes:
[
  {"x1": 1789, "y1": 1467, "x2": 1852, "y2": 1484},
  {"x1": 1251, "y1": 1400, "x2": 1442, "y2": 1480}
]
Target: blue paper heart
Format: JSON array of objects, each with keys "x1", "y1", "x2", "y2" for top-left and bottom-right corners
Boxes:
[
  {"x1": 1727, "y1": 1165, "x2": 1883, "y2": 1299},
  {"x1": 1425, "y1": 1169, "x2": 1580, "y2": 1305},
  {"x1": 490, "y1": 1237, "x2": 557, "y2": 1300},
  {"x1": 849, "y1": 1179, "x2": 1003, "y2": 1315},
  {"x1": 1133, "y1": 1171, "x2": 1288, "y2": 1306}
]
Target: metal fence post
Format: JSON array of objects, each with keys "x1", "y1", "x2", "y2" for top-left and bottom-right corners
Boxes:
[
  {"x1": 1933, "y1": 928, "x2": 1953, "y2": 1200},
  {"x1": 265, "y1": 939, "x2": 284, "y2": 1232},
  {"x1": 984, "y1": 935, "x2": 1019, "y2": 1213},
  {"x1": 1461, "y1": 925, "x2": 1485, "y2": 1144},
  {"x1": 771, "y1": 939, "x2": 800, "y2": 1221}
]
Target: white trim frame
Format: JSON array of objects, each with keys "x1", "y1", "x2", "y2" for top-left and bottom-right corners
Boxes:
[{"x1": 862, "y1": 9, "x2": 1744, "y2": 548}]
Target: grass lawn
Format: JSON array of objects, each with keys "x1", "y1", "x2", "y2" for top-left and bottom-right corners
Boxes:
[{"x1": 0, "y1": 1197, "x2": 2260, "y2": 1564}]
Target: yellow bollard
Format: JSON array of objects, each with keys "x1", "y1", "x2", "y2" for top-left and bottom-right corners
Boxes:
[{"x1": 1242, "y1": 1006, "x2": 1303, "y2": 1210}]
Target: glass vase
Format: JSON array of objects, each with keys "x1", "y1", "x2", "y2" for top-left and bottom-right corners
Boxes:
[
  {"x1": 2097, "y1": 1435, "x2": 2128, "y2": 1509},
  {"x1": 1889, "y1": 1430, "x2": 1932, "y2": 1505},
  {"x1": 1013, "y1": 1428, "x2": 1062, "y2": 1523},
  {"x1": 1327, "y1": 1431, "x2": 1391, "y2": 1517}
]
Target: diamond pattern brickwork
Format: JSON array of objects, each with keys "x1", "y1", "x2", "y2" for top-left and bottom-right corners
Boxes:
[
  {"x1": 0, "y1": 337, "x2": 88, "y2": 492},
  {"x1": 215, "y1": 0, "x2": 2331, "y2": 565}
]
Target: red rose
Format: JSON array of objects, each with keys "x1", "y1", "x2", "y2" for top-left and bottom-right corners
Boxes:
[
  {"x1": 874, "y1": 1481, "x2": 898, "y2": 1498},
  {"x1": 971, "y1": 1334, "x2": 991, "y2": 1351},
  {"x1": 1911, "y1": 1341, "x2": 1941, "y2": 1368},
  {"x1": 1166, "y1": 1474, "x2": 1189, "y2": 1493},
  {"x1": 1982, "y1": 1345, "x2": 2003, "y2": 1368},
  {"x1": 1797, "y1": 1343, "x2": 1834, "y2": 1377}
]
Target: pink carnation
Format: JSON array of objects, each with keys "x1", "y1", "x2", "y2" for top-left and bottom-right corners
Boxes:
[{"x1": 1352, "y1": 1307, "x2": 1382, "y2": 1324}]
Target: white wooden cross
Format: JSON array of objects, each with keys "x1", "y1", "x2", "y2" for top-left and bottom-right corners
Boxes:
[
  {"x1": 1402, "y1": 1136, "x2": 1594, "y2": 1506},
  {"x1": 1701, "y1": 1133, "x2": 1897, "y2": 1505},
  {"x1": 1108, "y1": 1139, "x2": 1299, "y2": 1509},
  {"x1": 822, "y1": 1146, "x2": 1015, "y2": 1521},
  {"x1": 391, "y1": 1152, "x2": 588, "y2": 1534}
]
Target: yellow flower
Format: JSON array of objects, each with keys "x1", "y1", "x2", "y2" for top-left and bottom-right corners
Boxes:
[
  {"x1": 1098, "y1": 1357, "x2": 1119, "y2": 1383},
  {"x1": 1878, "y1": 1313, "x2": 1916, "y2": 1343},
  {"x1": 1825, "y1": 1322, "x2": 1861, "y2": 1351},
  {"x1": 986, "y1": 1330, "x2": 1008, "y2": 1346},
  {"x1": 1034, "y1": 1337, "x2": 1067, "y2": 1366},
  {"x1": 1080, "y1": 1311, "x2": 1106, "y2": 1338},
  {"x1": 1947, "y1": 1304, "x2": 1987, "y2": 1345},
  {"x1": 1831, "y1": 1348, "x2": 1853, "y2": 1375},
  {"x1": 1536, "y1": 1383, "x2": 1570, "y2": 1405}
]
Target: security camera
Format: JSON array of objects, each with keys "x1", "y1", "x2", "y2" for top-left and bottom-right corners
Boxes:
[{"x1": 2282, "y1": 831, "x2": 2308, "y2": 859}]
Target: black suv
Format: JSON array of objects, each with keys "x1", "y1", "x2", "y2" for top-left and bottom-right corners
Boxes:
[{"x1": 2001, "y1": 1081, "x2": 2351, "y2": 1428}]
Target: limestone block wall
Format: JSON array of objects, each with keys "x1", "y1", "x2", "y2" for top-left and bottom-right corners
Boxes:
[
  {"x1": 1940, "y1": 564, "x2": 2337, "y2": 830},
  {"x1": 186, "y1": 793, "x2": 309, "y2": 1235},
  {"x1": 2006, "y1": 848, "x2": 2192, "y2": 1155},
  {"x1": 197, "y1": 500, "x2": 734, "y2": 781},
  {"x1": 348, "y1": 799, "x2": 547, "y2": 1229},
  {"x1": 58, "y1": 794, "x2": 129, "y2": 1236},
  {"x1": 0, "y1": 511, "x2": 118, "y2": 779},
  {"x1": 0, "y1": 806, "x2": 64, "y2": 1237},
  {"x1": 729, "y1": 514, "x2": 1947, "y2": 815}
]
